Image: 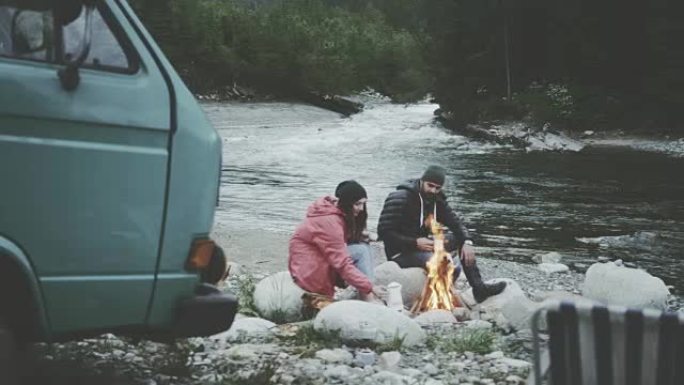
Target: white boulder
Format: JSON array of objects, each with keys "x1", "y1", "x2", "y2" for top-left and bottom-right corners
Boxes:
[
  {"x1": 212, "y1": 317, "x2": 276, "y2": 342},
  {"x1": 537, "y1": 263, "x2": 569, "y2": 274},
  {"x1": 225, "y1": 343, "x2": 279, "y2": 360},
  {"x1": 253, "y1": 271, "x2": 305, "y2": 322},
  {"x1": 451, "y1": 307, "x2": 471, "y2": 321},
  {"x1": 413, "y1": 309, "x2": 457, "y2": 326},
  {"x1": 313, "y1": 300, "x2": 426, "y2": 346},
  {"x1": 500, "y1": 358, "x2": 532, "y2": 369},
  {"x1": 532, "y1": 251, "x2": 564, "y2": 264},
  {"x1": 374, "y1": 262, "x2": 426, "y2": 308},
  {"x1": 464, "y1": 279, "x2": 538, "y2": 331},
  {"x1": 378, "y1": 351, "x2": 402, "y2": 371},
  {"x1": 463, "y1": 320, "x2": 493, "y2": 329},
  {"x1": 582, "y1": 262, "x2": 669, "y2": 309},
  {"x1": 534, "y1": 291, "x2": 599, "y2": 307},
  {"x1": 315, "y1": 348, "x2": 353, "y2": 365}
]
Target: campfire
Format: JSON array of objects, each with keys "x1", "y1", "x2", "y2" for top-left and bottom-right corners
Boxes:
[{"x1": 411, "y1": 215, "x2": 462, "y2": 314}]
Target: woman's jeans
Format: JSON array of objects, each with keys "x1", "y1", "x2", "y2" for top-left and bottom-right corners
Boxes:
[{"x1": 347, "y1": 243, "x2": 375, "y2": 281}]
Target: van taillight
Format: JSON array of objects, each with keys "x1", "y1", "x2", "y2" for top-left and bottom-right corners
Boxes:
[
  {"x1": 185, "y1": 238, "x2": 216, "y2": 270},
  {"x1": 186, "y1": 238, "x2": 229, "y2": 285}
]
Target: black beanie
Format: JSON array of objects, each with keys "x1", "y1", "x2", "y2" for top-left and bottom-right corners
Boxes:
[
  {"x1": 335, "y1": 180, "x2": 367, "y2": 208},
  {"x1": 421, "y1": 165, "x2": 446, "y2": 185}
]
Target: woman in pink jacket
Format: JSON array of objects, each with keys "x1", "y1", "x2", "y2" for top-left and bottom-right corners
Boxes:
[{"x1": 289, "y1": 180, "x2": 383, "y2": 302}]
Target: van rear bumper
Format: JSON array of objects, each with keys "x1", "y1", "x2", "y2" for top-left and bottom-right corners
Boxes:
[{"x1": 173, "y1": 283, "x2": 238, "y2": 337}]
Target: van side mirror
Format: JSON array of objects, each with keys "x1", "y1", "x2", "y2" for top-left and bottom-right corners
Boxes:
[
  {"x1": 57, "y1": 3, "x2": 95, "y2": 91},
  {"x1": 11, "y1": 10, "x2": 47, "y2": 54}
]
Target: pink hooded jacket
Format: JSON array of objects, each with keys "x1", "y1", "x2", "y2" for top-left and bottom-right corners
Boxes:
[{"x1": 288, "y1": 196, "x2": 373, "y2": 297}]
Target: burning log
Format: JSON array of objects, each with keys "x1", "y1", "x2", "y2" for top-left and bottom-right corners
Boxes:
[{"x1": 411, "y1": 216, "x2": 463, "y2": 314}]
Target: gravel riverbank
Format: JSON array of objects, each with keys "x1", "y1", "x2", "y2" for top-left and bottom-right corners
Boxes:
[{"x1": 20, "y1": 250, "x2": 683, "y2": 385}]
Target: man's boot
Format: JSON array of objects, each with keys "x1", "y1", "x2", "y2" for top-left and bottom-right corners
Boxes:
[{"x1": 462, "y1": 261, "x2": 506, "y2": 303}]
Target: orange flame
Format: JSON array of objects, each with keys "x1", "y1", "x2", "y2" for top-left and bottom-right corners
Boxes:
[{"x1": 412, "y1": 215, "x2": 460, "y2": 313}]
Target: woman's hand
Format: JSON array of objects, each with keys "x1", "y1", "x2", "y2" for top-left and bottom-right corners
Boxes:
[
  {"x1": 361, "y1": 289, "x2": 386, "y2": 305},
  {"x1": 371, "y1": 285, "x2": 388, "y2": 298}
]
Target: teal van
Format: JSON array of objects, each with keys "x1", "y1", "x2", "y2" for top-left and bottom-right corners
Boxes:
[{"x1": 0, "y1": 0, "x2": 237, "y2": 351}]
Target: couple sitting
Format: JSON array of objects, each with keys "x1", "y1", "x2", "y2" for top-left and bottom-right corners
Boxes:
[{"x1": 288, "y1": 165, "x2": 506, "y2": 306}]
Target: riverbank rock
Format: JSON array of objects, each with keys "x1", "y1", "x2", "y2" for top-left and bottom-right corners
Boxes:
[
  {"x1": 253, "y1": 271, "x2": 305, "y2": 322},
  {"x1": 437, "y1": 117, "x2": 584, "y2": 152},
  {"x1": 577, "y1": 231, "x2": 660, "y2": 251},
  {"x1": 300, "y1": 93, "x2": 364, "y2": 116},
  {"x1": 313, "y1": 300, "x2": 426, "y2": 346},
  {"x1": 582, "y1": 262, "x2": 669, "y2": 309},
  {"x1": 214, "y1": 317, "x2": 276, "y2": 343},
  {"x1": 464, "y1": 279, "x2": 538, "y2": 332},
  {"x1": 413, "y1": 309, "x2": 458, "y2": 326},
  {"x1": 532, "y1": 251, "x2": 563, "y2": 264},
  {"x1": 533, "y1": 291, "x2": 599, "y2": 307},
  {"x1": 525, "y1": 130, "x2": 585, "y2": 152},
  {"x1": 374, "y1": 262, "x2": 426, "y2": 308},
  {"x1": 315, "y1": 348, "x2": 353, "y2": 365},
  {"x1": 537, "y1": 263, "x2": 569, "y2": 275}
]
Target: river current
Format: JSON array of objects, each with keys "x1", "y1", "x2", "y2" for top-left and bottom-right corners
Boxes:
[{"x1": 204, "y1": 101, "x2": 684, "y2": 293}]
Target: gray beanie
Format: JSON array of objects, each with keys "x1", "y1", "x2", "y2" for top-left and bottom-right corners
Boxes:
[{"x1": 421, "y1": 165, "x2": 446, "y2": 185}]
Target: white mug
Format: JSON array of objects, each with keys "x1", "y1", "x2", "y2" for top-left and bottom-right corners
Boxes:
[
  {"x1": 386, "y1": 281, "x2": 404, "y2": 311},
  {"x1": 355, "y1": 348, "x2": 376, "y2": 366}
]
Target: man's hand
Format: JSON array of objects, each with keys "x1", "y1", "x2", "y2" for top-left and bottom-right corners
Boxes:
[
  {"x1": 460, "y1": 243, "x2": 476, "y2": 267},
  {"x1": 416, "y1": 237, "x2": 434, "y2": 251}
]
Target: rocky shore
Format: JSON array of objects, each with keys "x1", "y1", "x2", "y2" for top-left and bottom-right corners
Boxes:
[{"x1": 21, "y1": 251, "x2": 683, "y2": 385}]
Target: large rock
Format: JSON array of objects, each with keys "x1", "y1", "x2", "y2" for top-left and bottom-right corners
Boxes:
[
  {"x1": 463, "y1": 279, "x2": 538, "y2": 331},
  {"x1": 413, "y1": 309, "x2": 457, "y2": 326},
  {"x1": 374, "y1": 262, "x2": 426, "y2": 308},
  {"x1": 534, "y1": 290, "x2": 599, "y2": 307},
  {"x1": 315, "y1": 348, "x2": 353, "y2": 365},
  {"x1": 537, "y1": 262, "x2": 569, "y2": 275},
  {"x1": 253, "y1": 271, "x2": 305, "y2": 322},
  {"x1": 532, "y1": 251, "x2": 563, "y2": 264},
  {"x1": 212, "y1": 317, "x2": 276, "y2": 342},
  {"x1": 582, "y1": 262, "x2": 669, "y2": 309},
  {"x1": 313, "y1": 300, "x2": 426, "y2": 346}
]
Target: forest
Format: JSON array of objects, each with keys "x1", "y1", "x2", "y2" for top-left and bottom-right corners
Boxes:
[{"x1": 131, "y1": 0, "x2": 684, "y2": 131}]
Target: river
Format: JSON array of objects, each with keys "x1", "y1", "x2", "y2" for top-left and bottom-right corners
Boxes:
[{"x1": 204, "y1": 101, "x2": 684, "y2": 294}]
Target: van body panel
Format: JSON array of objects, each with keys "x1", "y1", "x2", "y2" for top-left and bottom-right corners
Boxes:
[
  {"x1": 114, "y1": 0, "x2": 223, "y2": 326},
  {"x1": 0, "y1": 0, "x2": 233, "y2": 337},
  {"x1": 0, "y1": 0, "x2": 172, "y2": 334},
  {"x1": 39, "y1": 274, "x2": 156, "y2": 332}
]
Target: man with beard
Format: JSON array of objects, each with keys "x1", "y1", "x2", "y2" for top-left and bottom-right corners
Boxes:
[{"x1": 378, "y1": 165, "x2": 506, "y2": 303}]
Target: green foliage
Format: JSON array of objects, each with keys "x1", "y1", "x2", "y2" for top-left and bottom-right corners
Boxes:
[
  {"x1": 221, "y1": 359, "x2": 277, "y2": 385},
  {"x1": 427, "y1": 0, "x2": 684, "y2": 130},
  {"x1": 264, "y1": 308, "x2": 289, "y2": 325},
  {"x1": 279, "y1": 322, "x2": 343, "y2": 349},
  {"x1": 279, "y1": 322, "x2": 405, "y2": 357},
  {"x1": 374, "y1": 334, "x2": 406, "y2": 353},
  {"x1": 426, "y1": 328, "x2": 496, "y2": 355},
  {"x1": 130, "y1": 0, "x2": 684, "y2": 128},
  {"x1": 233, "y1": 273, "x2": 259, "y2": 317},
  {"x1": 130, "y1": 0, "x2": 431, "y2": 101},
  {"x1": 159, "y1": 340, "x2": 194, "y2": 377}
]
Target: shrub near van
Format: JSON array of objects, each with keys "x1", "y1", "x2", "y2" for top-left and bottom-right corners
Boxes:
[{"x1": 0, "y1": 0, "x2": 237, "y2": 356}]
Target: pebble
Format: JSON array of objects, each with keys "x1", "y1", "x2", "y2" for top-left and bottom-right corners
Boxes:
[{"x1": 424, "y1": 363, "x2": 439, "y2": 375}]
